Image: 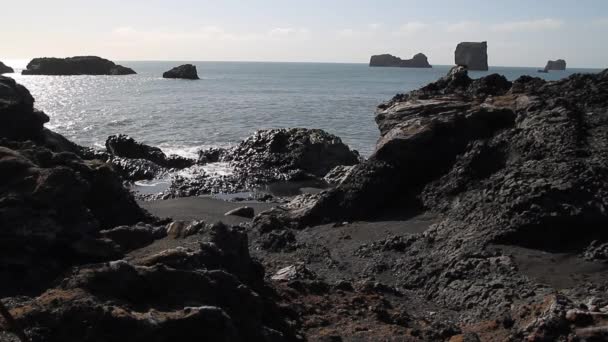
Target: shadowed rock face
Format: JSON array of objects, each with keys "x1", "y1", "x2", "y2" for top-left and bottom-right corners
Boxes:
[
  {"x1": 22, "y1": 56, "x2": 136, "y2": 75},
  {"x1": 251, "y1": 67, "x2": 608, "y2": 340},
  {"x1": 163, "y1": 64, "x2": 200, "y2": 79},
  {"x1": 0, "y1": 76, "x2": 153, "y2": 296},
  {"x1": 0, "y1": 61, "x2": 13, "y2": 74},
  {"x1": 369, "y1": 53, "x2": 432, "y2": 68},
  {"x1": 455, "y1": 42, "x2": 489, "y2": 71},
  {"x1": 544, "y1": 59, "x2": 567, "y2": 71}
]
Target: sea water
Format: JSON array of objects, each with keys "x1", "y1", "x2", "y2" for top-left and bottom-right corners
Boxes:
[{"x1": 4, "y1": 61, "x2": 601, "y2": 157}]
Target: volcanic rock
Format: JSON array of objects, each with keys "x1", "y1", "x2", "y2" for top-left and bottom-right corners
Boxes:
[
  {"x1": 0, "y1": 77, "x2": 153, "y2": 296},
  {"x1": 544, "y1": 59, "x2": 567, "y2": 71},
  {"x1": 163, "y1": 64, "x2": 200, "y2": 79},
  {"x1": 369, "y1": 53, "x2": 432, "y2": 68},
  {"x1": 0, "y1": 61, "x2": 14, "y2": 74},
  {"x1": 225, "y1": 206, "x2": 255, "y2": 218},
  {"x1": 22, "y1": 56, "x2": 136, "y2": 75},
  {"x1": 455, "y1": 42, "x2": 489, "y2": 71}
]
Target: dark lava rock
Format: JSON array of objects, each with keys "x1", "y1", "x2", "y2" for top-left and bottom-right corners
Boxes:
[
  {"x1": 104, "y1": 134, "x2": 194, "y2": 181},
  {"x1": 230, "y1": 128, "x2": 360, "y2": 180},
  {"x1": 0, "y1": 61, "x2": 14, "y2": 74},
  {"x1": 544, "y1": 59, "x2": 567, "y2": 71},
  {"x1": 7, "y1": 225, "x2": 298, "y2": 341},
  {"x1": 455, "y1": 42, "x2": 489, "y2": 71},
  {"x1": 250, "y1": 67, "x2": 608, "y2": 340},
  {"x1": 369, "y1": 53, "x2": 432, "y2": 68},
  {"x1": 163, "y1": 64, "x2": 200, "y2": 79},
  {"x1": 99, "y1": 223, "x2": 167, "y2": 252},
  {"x1": 22, "y1": 56, "x2": 136, "y2": 76},
  {"x1": 0, "y1": 77, "x2": 154, "y2": 296},
  {"x1": 160, "y1": 128, "x2": 360, "y2": 199},
  {"x1": 225, "y1": 206, "x2": 255, "y2": 218}
]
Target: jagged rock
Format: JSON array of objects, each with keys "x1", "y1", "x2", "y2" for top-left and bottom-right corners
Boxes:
[
  {"x1": 105, "y1": 134, "x2": 194, "y2": 172},
  {"x1": 0, "y1": 61, "x2": 14, "y2": 74},
  {"x1": 225, "y1": 206, "x2": 255, "y2": 218},
  {"x1": 7, "y1": 227, "x2": 296, "y2": 341},
  {"x1": 250, "y1": 67, "x2": 608, "y2": 339},
  {"x1": 544, "y1": 59, "x2": 567, "y2": 71},
  {"x1": 0, "y1": 78, "x2": 153, "y2": 296},
  {"x1": 323, "y1": 165, "x2": 356, "y2": 185},
  {"x1": 22, "y1": 56, "x2": 136, "y2": 75},
  {"x1": 455, "y1": 42, "x2": 489, "y2": 71},
  {"x1": 197, "y1": 147, "x2": 229, "y2": 164},
  {"x1": 230, "y1": 128, "x2": 360, "y2": 180},
  {"x1": 100, "y1": 223, "x2": 166, "y2": 251},
  {"x1": 163, "y1": 64, "x2": 199, "y2": 80},
  {"x1": 369, "y1": 53, "x2": 432, "y2": 68}
]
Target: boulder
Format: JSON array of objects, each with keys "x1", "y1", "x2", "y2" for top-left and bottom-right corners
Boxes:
[
  {"x1": 225, "y1": 206, "x2": 255, "y2": 218},
  {"x1": 455, "y1": 42, "x2": 489, "y2": 71},
  {"x1": 22, "y1": 56, "x2": 136, "y2": 75},
  {"x1": 544, "y1": 59, "x2": 567, "y2": 71},
  {"x1": 230, "y1": 128, "x2": 360, "y2": 180},
  {"x1": 0, "y1": 61, "x2": 13, "y2": 74},
  {"x1": 105, "y1": 134, "x2": 195, "y2": 170},
  {"x1": 0, "y1": 77, "x2": 154, "y2": 296},
  {"x1": 6, "y1": 225, "x2": 297, "y2": 341},
  {"x1": 369, "y1": 53, "x2": 432, "y2": 68},
  {"x1": 163, "y1": 64, "x2": 200, "y2": 79}
]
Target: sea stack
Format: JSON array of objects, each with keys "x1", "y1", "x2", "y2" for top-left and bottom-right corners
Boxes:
[
  {"x1": 369, "y1": 53, "x2": 432, "y2": 68},
  {"x1": 22, "y1": 56, "x2": 136, "y2": 75},
  {"x1": 0, "y1": 61, "x2": 14, "y2": 74},
  {"x1": 454, "y1": 42, "x2": 489, "y2": 71},
  {"x1": 162, "y1": 64, "x2": 199, "y2": 80},
  {"x1": 544, "y1": 59, "x2": 567, "y2": 71}
]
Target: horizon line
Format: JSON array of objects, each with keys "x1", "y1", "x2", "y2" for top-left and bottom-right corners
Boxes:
[{"x1": 2, "y1": 58, "x2": 605, "y2": 70}]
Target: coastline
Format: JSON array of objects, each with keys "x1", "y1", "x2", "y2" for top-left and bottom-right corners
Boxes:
[{"x1": 2, "y1": 66, "x2": 608, "y2": 340}]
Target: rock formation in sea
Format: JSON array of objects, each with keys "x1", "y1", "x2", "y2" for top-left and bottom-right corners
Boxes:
[
  {"x1": 163, "y1": 64, "x2": 200, "y2": 79},
  {"x1": 455, "y1": 42, "x2": 489, "y2": 71},
  {"x1": 0, "y1": 61, "x2": 13, "y2": 74},
  {"x1": 21, "y1": 56, "x2": 136, "y2": 75},
  {"x1": 165, "y1": 128, "x2": 361, "y2": 198},
  {"x1": 0, "y1": 76, "x2": 298, "y2": 341},
  {"x1": 544, "y1": 59, "x2": 567, "y2": 71},
  {"x1": 248, "y1": 67, "x2": 608, "y2": 340},
  {"x1": 369, "y1": 53, "x2": 432, "y2": 68}
]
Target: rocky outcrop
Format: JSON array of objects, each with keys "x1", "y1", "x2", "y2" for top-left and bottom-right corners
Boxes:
[
  {"x1": 0, "y1": 76, "x2": 299, "y2": 341},
  {"x1": 104, "y1": 134, "x2": 195, "y2": 181},
  {"x1": 163, "y1": 64, "x2": 199, "y2": 79},
  {"x1": 369, "y1": 53, "x2": 432, "y2": 68},
  {"x1": 163, "y1": 128, "x2": 361, "y2": 198},
  {"x1": 455, "y1": 42, "x2": 488, "y2": 71},
  {"x1": 22, "y1": 56, "x2": 136, "y2": 75},
  {"x1": 5, "y1": 223, "x2": 298, "y2": 341},
  {"x1": 544, "y1": 59, "x2": 567, "y2": 71},
  {"x1": 0, "y1": 61, "x2": 13, "y2": 74},
  {"x1": 250, "y1": 67, "x2": 608, "y2": 340},
  {"x1": 0, "y1": 76, "x2": 154, "y2": 296}
]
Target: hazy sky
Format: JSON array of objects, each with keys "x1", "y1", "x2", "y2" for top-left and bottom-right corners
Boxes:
[{"x1": 3, "y1": 0, "x2": 607, "y2": 67}]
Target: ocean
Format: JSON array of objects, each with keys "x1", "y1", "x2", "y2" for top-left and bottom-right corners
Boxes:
[{"x1": 4, "y1": 61, "x2": 602, "y2": 157}]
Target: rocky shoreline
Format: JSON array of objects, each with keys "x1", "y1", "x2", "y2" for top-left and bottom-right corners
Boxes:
[{"x1": 2, "y1": 67, "x2": 608, "y2": 341}]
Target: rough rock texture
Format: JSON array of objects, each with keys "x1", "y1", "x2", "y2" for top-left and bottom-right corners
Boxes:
[
  {"x1": 455, "y1": 42, "x2": 489, "y2": 71},
  {"x1": 5, "y1": 224, "x2": 299, "y2": 341},
  {"x1": 162, "y1": 64, "x2": 199, "y2": 80},
  {"x1": 369, "y1": 53, "x2": 432, "y2": 68},
  {"x1": 250, "y1": 67, "x2": 608, "y2": 340},
  {"x1": 544, "y1": 59, "x2": 567, "y2": 71},
  {"x1": 0, "y1": 77, "x2": 154, "y2": 296},
  {"x1": 22, "y1": 56, "x2": 136, "y2": 76},
  {"x1": 0, "y1": 61, "x2": 13, "y2": 74},
  {"x1": 104, "y1": 134, "x2": 194, "y2": 181},
  {"x1": 162, "y1": 128, "x2": 360, "y2": 198}
]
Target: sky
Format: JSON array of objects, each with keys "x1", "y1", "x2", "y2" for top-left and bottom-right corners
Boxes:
[{"x1": 2, "y1": 0, "x2": 607, "y2": 67}]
